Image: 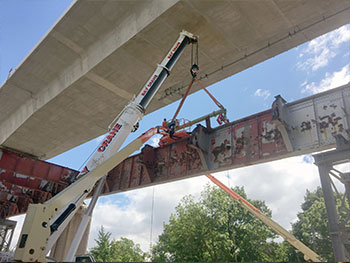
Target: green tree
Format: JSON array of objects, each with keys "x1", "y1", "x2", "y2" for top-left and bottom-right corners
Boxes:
[
  {"x1": 151, "y1": 184, "x2": 283, "y2": 262},
  {"x1": 90, "y1": 226, "x2": 147, "y2": 262},
  {"x1": 110, "y1": 237, "x2": 148, "y2": 262},
  {"x1": 285, "y1": 187, "x2": 348, "y2": 262},
  {"x1": 90, "y1": 226, "x2": 112, "y2": 262}
]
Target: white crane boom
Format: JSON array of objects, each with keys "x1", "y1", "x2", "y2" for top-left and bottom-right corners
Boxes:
[{"x1": 14, "y1": 30, "x2": 197, "y2": 262}]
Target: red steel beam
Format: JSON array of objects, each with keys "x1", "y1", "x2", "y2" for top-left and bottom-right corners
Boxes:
[
  {"x1": 0, "y1": 170, "x2": 68, "y2": 195},
  {"x1": 0, "y1": 199, "x2": 19, "y2": 218},
  {"x1": 0, "y1": 148, "x2": 79, "y2": 218},
  {"x1": 0, "y1": 149, "x2": 78, "y2": 185},
  {"x1": 2, "y1": 84, "x2": 348, "y2": 218},
  {"x1": 2, "y1": 108, "x2": 282, "y2": 218},
  {"x1": 100, "y1": 84, "x2": 350, "y2": 194},
  {"x1": 101, "y1": 109, "x2": 290, "y2": 195}
]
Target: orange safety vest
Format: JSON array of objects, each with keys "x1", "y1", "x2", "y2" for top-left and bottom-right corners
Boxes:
[{"x1": 162, "y1": 120, "x2": 169, "y2": 130}]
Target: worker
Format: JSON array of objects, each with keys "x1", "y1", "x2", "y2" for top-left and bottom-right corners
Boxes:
[
  {"x1": 168, "y1": 120, "x2": 176, "y2": 138},
  {"x1": 162, "y1": 118, "x2": 169, "y2": 132}
]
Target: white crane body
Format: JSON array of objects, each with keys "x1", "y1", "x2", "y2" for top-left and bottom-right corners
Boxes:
[
  {"x1": 79, "y1": 30, "x2": 196, "y2": 177},
  {"x1": 13, "y1": 30, "x2": 197, "y2": 262}
]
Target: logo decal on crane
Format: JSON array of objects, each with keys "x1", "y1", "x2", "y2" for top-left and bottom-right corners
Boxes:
[
  {"x1": 97, "y1": 123, "x2": 123, "y2": 152},
  {"x1": 79, "y1": 166, "x2": 90, "y2": 176},
  {"x1": 167, "y1": 41, "x2": 181, "y2": 59},
  {"x1": 141, "y1": 74, "x2": 158, "y2": 96}
]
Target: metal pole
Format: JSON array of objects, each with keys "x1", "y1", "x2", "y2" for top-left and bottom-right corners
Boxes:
[
  {"x1": 176, "y1": 109, "x2": 226, "y2": 130},
  {"x1": 64, "y1": 176, "x2": 106, "y2": 262},
  {"x1": 317, "y1": 163, "x2": 347, "y2": 261},
  {"x1": 341, "y1": 172, "x2": 350, "y2": 208},
  {"x1": 7, "y1": 226, "x2": 15, "y2": 252},
  {"x1": 0, "y1": 219, "x2": 16, "y2": 252},
  {"x1": 0, "y1": 226, "x2": 5, "y2": 251}
]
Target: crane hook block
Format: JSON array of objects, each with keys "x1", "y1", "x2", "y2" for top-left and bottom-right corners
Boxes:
[{"x1": 190, "y1": 64, "x2": 199, "y2": 78}]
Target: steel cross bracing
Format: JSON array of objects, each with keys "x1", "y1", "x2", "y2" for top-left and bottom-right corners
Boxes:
[
  {"x1": 0, "y1": 150, "x2": 79, "y2": 218},
  {"x1": 313, "y1": 143, "x2": 350, "y2": 262},
  {"x1": 0, "y1": 219, "x2": 16, "y2": 252},
  {"x1": 0, "y1": 83, "x2": 349, "y2": 218}
]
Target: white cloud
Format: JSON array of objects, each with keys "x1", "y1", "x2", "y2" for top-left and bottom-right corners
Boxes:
[
  {"x1": 226, "y1": 156, "x2": 321, "y2": 228},
  {"x1": 89, "y1": 177, "x2": 208, "y2": 252},
  {"x1": 297, "y1": 24, "x2": 350, "y2": 71},
  {"x1": 332, "y1": 25, "x2": 350, "y2": 46},
  {"x1": 300, "y1": 80, "x2": 307, "y2": 87},
  {"x1": 301, "y1": 65, "x2": 350, "y2": 94},
  {"x1": 150, "y1": 134, "x2": 161, "y2": 147},
  {"x1": 254, "y1": 88, "x2": 271, "y2": 100}
]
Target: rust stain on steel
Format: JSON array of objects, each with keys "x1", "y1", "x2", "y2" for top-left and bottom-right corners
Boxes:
[
  {"x1": 101, "y1": 109, "x2": 290, "y2": 195},
  {"x1": 301, "y1": 121, "x2": 312, "y2": 132},
  {"x1": 102, "y1": 138, "x2": 204, "y2": 194},
  {"x1": 319, "y1": 113, "x2": 342, "y2": 134},
  {"x1": 0, "y1": 149, "x2": 79, "y2": 218},
  {"x1": 0, "y1": 180, "x2": 52, "y2": 217},
  {"x1": 3, "y1": 85, "x2": 349, "y2": 218},
  {"x1": 0, "y1": 149, "x2": 78, "y2": 185}
]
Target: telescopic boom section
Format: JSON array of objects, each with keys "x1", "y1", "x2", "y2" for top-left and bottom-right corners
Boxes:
[
  {"x1": 14, "y1": 30, "x2": 197, "y2": 262},
  {"x1": 78, "y1": 30, "x2": 197, "y2": 178}
]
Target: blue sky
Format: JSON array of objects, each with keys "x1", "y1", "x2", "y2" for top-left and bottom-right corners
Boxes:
[{"x1": 1, "y1": 0, "x2": 349, "y2": 252}]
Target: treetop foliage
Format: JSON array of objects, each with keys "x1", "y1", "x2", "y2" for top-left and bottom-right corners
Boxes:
[
  {"x1": 91, "y1": 185, "x2": 338, "y2": 262},
  {"x1": 90, "y1": 226, "x2": 148, "y2": 262},
  {"x1": 151, "y1": 184, "x2": 280, "y2": 262}
]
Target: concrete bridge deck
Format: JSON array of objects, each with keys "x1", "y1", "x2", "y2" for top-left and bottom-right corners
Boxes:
[{"x1": 1, "y1": 0, "x2": 349, "y2": 159}]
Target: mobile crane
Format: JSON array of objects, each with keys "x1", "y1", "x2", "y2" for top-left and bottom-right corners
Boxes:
[
  {"x1": 10, "y1": 29, "x2": 324, "y2": 263},
  {"x1": 13, "y1": 30, "x2": 198, "y2": 262}
]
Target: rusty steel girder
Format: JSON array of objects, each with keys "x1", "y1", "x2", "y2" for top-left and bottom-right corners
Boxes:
[
  {"x1": 101, "y1": 84, "x2": 350, "y2": 195},
  {"x1": 0, "y1": 150, "x2": 78, "y2": 185},
  {"x1": 0, "y1": 84, "x2": 349, "y2": 218},
  {"x1": 102, "y1": 109, "x2": 288, "y2": 194},
  {"x1": 0, "y1": 149, "x2": 79, "y2": 218}
]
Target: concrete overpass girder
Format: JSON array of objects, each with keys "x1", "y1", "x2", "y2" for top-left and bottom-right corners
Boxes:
[{"x1": 0, "y1": 0, "x2": 349, "y2": 159}]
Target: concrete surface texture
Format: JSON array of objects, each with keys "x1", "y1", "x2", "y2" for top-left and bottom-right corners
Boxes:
[{"x1": 0, "y1": 0, "x2": 349, "y2": 159}]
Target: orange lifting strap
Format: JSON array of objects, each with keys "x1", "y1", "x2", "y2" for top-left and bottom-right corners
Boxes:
[
  {"x1": 171, "y1": 77, "x2": 225, "y2": 122},
  {"x1": 171, "y1": 78, "x2": 195, "y2": 122},
  {"x1": 194, "y1": 77, "x2": 224, "y2": 109}
]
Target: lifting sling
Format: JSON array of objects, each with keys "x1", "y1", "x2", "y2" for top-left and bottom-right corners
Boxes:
[{"x1": 171, "y1": 76, "x2": 229, "y2": 124}]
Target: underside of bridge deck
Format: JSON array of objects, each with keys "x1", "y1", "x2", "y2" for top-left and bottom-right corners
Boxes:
[{"x1": 1, "y1": 0, "x2": 349, "y2": 159}]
